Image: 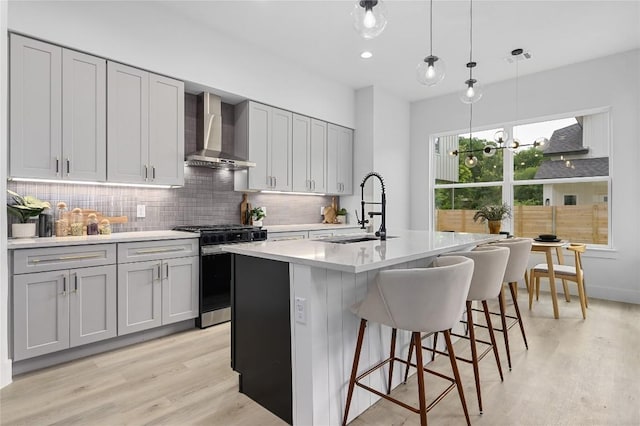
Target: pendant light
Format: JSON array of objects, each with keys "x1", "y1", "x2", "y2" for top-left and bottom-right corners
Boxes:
[
  {"x1": 416, "y1": 0, "x2": 446, "y2": 86},
  {"x1": 463, "y1": 103, "x2": 478, "y2": 168},
  {"x1": 352, "y1": 0, "x2": 388, "y2": 40},
  {"x1": 460, "y1": 0, "x2": 483, "y2": 104}
]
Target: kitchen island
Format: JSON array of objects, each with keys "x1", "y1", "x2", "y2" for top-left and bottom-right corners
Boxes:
[{"x1": 224, "y1": 230, "x2": 502, "y2": 425}]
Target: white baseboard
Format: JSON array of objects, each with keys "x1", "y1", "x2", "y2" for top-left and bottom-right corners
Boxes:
[{"x1": 0, "y1": 357, "x2": 13, "y2": 388}]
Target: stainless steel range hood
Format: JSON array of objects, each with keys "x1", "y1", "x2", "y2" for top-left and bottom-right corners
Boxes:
[{"x1": 186, "y1": 92, "x2": 255, "y2": 170}]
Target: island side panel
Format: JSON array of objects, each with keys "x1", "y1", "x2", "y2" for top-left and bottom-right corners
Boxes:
[
  {"x1": 291, "y1": 258, "x2": 433, "y2": 426},
  {"x1": 232, "y1": 255, "x2": 292, "y2": 424}
]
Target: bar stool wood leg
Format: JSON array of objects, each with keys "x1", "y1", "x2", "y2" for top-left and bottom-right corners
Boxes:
[
  {"x1": 387, "y1": 328, "x2": 397, "y2": 395},
  {"x1": 444, "y1": 330, "x2": 471, "y2": 426},
  {"x1": 466, "y1": 301, "x2": 483, "y2": 414},
  {"x1": 508, "y1": 282, "x2": 529, "y2": 349},
  {"x1": 431, "y1": 332, "x2": 438, "y2": 362},
  {"x1": 498, "y1": 287, "x2": 512, "y2": 370},
  {"x1": 343, "y1": 319, "x2": 367, "y2": 426},
  {"x1": 482, "y1": 300, "x2": 504, "y2": 382},
  {"x1": 413, "y1": 332, "x2": 428, "y2": 426},
  {"x1": 403, "y1": 336, "x2": 415, "y2": 384}
]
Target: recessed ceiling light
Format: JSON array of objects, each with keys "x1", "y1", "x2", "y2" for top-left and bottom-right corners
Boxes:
[{"x1": 360, "y1": 51, "x2": 373, "y2": 59}]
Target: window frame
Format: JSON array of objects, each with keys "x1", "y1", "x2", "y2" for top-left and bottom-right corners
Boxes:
[{"x1": 429, "y1": 107, "x2": 613, "y2": 249}]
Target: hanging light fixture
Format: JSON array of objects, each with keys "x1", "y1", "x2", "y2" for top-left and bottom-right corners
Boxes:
[
  {"x1": 416, "y1": 0, "x2": 446, "y2": 86},
  {"x1": 352, "y1": 0, "x2": 388, "y2": 40},
  {"x1": 462, "y1": 104, "x2": 478, "y2": 168},
  {"x1": 450, "y1": 48, "x2": 548, "y2": 162},
  {"x1": 460, "y1": 0, "x2": 483, "y2": 104}
]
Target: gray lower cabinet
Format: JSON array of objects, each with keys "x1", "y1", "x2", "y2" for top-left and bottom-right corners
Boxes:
[
  {"x1": 13, "y1": 253, "x2": 117, "y2": 361},
  {"x1": 117, "y1": 239, "x2": 198, "y2": 336}
]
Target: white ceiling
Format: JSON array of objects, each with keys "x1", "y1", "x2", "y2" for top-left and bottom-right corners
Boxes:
[{"x1": 162, "y1": 0, "x2": 640, "y2": 102}]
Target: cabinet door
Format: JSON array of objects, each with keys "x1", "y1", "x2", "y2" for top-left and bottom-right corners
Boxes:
[
  {"x1": 69, "y1": 265, "x2": 117, "y2": 347},
  {"x1": 310, "y1": 119, "x2": 327, "y2": 193},
  {"x1": 117, "y1": 260, "x2": 162, "y2": 335},
  {"x1": 62, "y1": 49, "x2": 107, "y2": 181},
  {"x1": 327, "y1": 124, "x2": 341, "y2": 194},
  {"x1": 247, "y1": 102, "x2": 271, "y2": 190},
  {"x1": 161, "y1": 256, "x2": 198, "y2": 325},
  {"x1": 107, "y1": 62, "x2": 149, "y2": 183},
  {"x1": 149, "y1": 73, "x2": 184, "y2": 186},
  {"x1": 292, "y1": 114, "x2": 311, "y2": 192},
  {"x1": 13, "y1": 271, "x2": 69, "y2": 361},
  {"x1": 271, "y1": 108, "x2": 293, "y2": 191},
  {"x1": 338, "y1": 127, "x2": 354, "y2": 194},
  {"x1": 9, "y1": 34, "x2": 62, "y2": 179}
]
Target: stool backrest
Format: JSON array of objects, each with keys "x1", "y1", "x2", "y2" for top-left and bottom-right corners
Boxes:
[
  {"x1": 489, "y1": 238, "x2": 532, "y2": 283},
  {"x1": 441, "y1": 246, "x2": 510, "y2": 301},
  {"x1": 355, "y1": 256, "x2": 474, "y2": 333}
]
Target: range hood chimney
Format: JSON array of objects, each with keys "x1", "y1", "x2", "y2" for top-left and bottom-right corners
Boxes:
[{"x1": 186, "y1": 92, "x2": 255, "y2": 169}]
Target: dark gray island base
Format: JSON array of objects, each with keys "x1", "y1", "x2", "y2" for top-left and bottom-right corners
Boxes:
[{"x1": 231, "y1": 254, "x2": 292, "y2": 424}]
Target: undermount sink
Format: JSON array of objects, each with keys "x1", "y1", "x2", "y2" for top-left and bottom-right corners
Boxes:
[{"x1": 322, "y1": 235, "x2": 397, "y2": 244}]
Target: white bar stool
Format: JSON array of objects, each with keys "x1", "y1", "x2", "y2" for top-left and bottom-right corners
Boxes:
[
  {"x1": 342, "y1": 256, "x2": 474, "y2": 426},
  {"x1": 420, "y1": 246, "x2": 509, "y2": 414}
]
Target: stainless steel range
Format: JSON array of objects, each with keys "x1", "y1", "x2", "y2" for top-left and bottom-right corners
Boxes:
[{"x1": 174, "y1": 224, "x2": 267, "y2": 328}]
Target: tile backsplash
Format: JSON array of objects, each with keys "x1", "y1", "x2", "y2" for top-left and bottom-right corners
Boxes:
[{"x1": 6, "y1": 93, "x2": 334, "y2": 234}]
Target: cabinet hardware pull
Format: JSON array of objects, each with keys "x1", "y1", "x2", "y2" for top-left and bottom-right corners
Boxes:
[
  {"x1": 73, "y1": 274, "x2": 78, "y2": 292},
  {"x1": 165, "y1": 263, "x2": 169, "y2": 279},
  {"x1": 31, "y1": 253, "x2": 103, "y2": 263},
  {"x1": 273, "y1": 176, "x2": 277, "y2": 187},
  {"x1": 155, "y1": 264, "x2": 161, "y2": 281},
  {"x1": 62, "y1": 276, "x2": 67, "y2": 296},
  {"x1": 66, "y1": 158, "x2": 70, "y2": 175},
  {"x1": 152, "y1": 166, "x2": 156, "y2": 180},
  {"x1": 144, "y1": 165, "x2": 148, "y2": 181},
  {"x1": 55, "y1": 157, "x2": 60, "y2": 174},
  {"x1": 134, "y1": 247, "x2": 186, "y2": 255}
]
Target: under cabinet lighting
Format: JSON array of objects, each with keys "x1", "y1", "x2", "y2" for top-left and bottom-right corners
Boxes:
[
  {"x1": 261, "y1": 190, "x2": 327, "y2": 196},
  {"x1": 8, "y1": 177, "x2": 179, "y2": 189}
]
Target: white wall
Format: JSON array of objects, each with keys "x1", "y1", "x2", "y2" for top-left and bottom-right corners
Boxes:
[
  {"x1": 411, "y1": 49, "x2": 640, "y2": 303},
  {"x1": 342, "y1": 86, "x2": 411, "y2": 233},
  {"x1": 7, "y1": 1, "x2": 355, "y2": 128},
  {"x1": 1, "y1": 0, "x2": 12, "y2": 387}
]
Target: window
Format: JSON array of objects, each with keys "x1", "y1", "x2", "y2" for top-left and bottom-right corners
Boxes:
[{"x1": 432, "y1": 110, "x2": 610, "y2": 246}]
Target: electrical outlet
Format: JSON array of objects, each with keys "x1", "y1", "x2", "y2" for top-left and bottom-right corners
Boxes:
[
  {"x1": 136, "y1": 205, "x2": 146, "y2": 218},
  {"x1": 295, "y1": 297, "x2": 307, "y2": 324}
]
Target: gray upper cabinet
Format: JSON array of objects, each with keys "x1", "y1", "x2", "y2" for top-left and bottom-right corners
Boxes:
[
  {"x1": 327, "y1": 124, "x2": 354, "y2": 195},
  {"x1": 235, "y1": 101, "x2": 292, "y2": 191},
  {"x1": 9, "y1": 34, "x2": 62, "y2": 179},
  {"x1": 293, "y1": 115, "x2": 327, "y2": 193},
  {"x1": 62, "y1": 49, "x2": 107, "y2": 181},
  {"x1": 107, "y1": 62, "x2": 184, "y2": 186},
  {"x1": 107, "y1": 62, "x2": 150, "y2": 184},
  {"x1": 149, "y1": 74, "x2": 185, "y2": 186},
  {"x1": 10, "y1": 34, "x2": 106, "y2": 181}
]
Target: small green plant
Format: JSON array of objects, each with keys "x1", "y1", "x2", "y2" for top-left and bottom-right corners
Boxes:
[
  {"x1": 336, "y1": 208, "x2": 348, "y2": 216},
  {"x1": 473, "y1": 203, "x2": 511, "y2": 223},
  {"x1": 6, "y1": 190, "x2": 51, "y2": 223},
  {"x1": 250, "y1": 206, "x2": 265, "y2": 221}
]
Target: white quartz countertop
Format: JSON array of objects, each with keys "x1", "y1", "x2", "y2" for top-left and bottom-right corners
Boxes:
[
  {"x1": 263, "y1": 223, "x2": 362, "y2": 233},
  {"x1": 223, "y1": 230, "x2": 503, "y2": 273},
  {"x1": 7, "y1": 230, "x2": 197, "y2": 250}
]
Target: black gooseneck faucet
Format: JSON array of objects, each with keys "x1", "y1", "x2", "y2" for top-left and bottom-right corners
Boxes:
[{"x1": 357, "y1": 172, "x2": 386, "y2": 240}]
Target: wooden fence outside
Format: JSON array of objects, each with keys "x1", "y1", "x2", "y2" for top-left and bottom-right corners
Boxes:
[{"x1": 436, "y1": 204, "x2": 608, "y2": 244}]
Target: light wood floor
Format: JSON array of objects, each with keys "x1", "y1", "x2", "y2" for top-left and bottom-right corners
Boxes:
[{"x1": 2, "y1": 293, "x2": 639, "y2": 425}]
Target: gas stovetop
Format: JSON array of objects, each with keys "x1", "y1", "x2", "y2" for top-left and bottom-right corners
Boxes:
[{"x1": 174, "y1": 224, "x2": 267, "y2": 245}]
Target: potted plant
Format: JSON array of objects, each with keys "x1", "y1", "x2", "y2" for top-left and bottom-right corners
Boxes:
[
  {"x1": 7, "y1": 190, "x2": 51, "y2": 238},
  {"x1": 336, "y1": 208, "x2": 348, "y2": 224},
  {"x1": 473, "y1": 202, "x2": 512, "y2": 234},
  {"x1": 250, "y1": 206, "x2": 265, "y2": 227}
]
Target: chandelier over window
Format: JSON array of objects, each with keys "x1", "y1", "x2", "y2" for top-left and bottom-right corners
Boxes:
[
  {"x1": 460, "y1": 0, "x2": 483, "y2": 104},
  {"x1": 352, "y1": 0, "x2": 388, "y2": 40},
  {"x1": 416, "y1": 0, "x2": 446, "y2": 86}
]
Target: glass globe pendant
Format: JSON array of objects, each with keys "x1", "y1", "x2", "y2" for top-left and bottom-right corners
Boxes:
[
  {"x1": 417, "y1": 55, "x2": 446, "y2": 86},
  {"x1": 534, "y1": 137, "x2": 549, "y2": 150},
  {"x1": 483, "y1": 142, "x2": 498, "y2": 157},
  {"x1": 464, "y1": 154, "x2": 478, "y2": 168},
  {"x1": 494, "y1": 130, "x2": 509, "y2": 145},
  {"x1": 460, "y1": 77, "x2": 483, "y2": 104},
  {"x1": 352, "y1": 0, "x2": 387, "y2": 40}
]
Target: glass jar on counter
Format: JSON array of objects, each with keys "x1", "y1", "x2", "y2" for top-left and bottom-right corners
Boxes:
[
  {"x1": 99, "y1": 219, "x2": 112, "y2": 235},
  {"x1": 55, "y1": 202, "x2": 69, "y2": 237},
  {"x1": 70, "y1": 208, "x2": 84, "y2": 236},
  {"x1": 87, "y1": 213, "x2": 99, "y2": 235}
]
